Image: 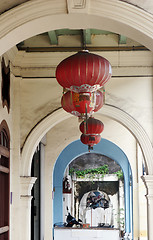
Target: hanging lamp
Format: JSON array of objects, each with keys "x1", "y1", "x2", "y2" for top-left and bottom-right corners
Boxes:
[
  {"x1": 79, "y1": 117, "x2": 104, "y2": 135},
  {"x1": 80, "y1": 134, "x2": 101, "y2": 151},
  {"x1": 61, "y1": 90, "x2": 103, "y2": 118},
  {"x1": 56, "y1": 50, "x2": 112, "y2": 93}
]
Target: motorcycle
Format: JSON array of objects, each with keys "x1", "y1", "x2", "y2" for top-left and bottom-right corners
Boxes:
[{"x1": 65, "y1": 207, "x2": 82, "y2": 227}]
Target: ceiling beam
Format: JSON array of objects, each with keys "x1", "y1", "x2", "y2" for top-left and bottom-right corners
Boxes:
[
  {"x1": 56, "y1": 29, "x2": 81, "y2": 35},
  {"x1": 90, "y1": 29, "x2": 113, "y2": 35},
  {"x1": 119, "y1": 35, "x2": 127, "y2": 44},
  {"x1": 48, "y1": 31, "x2": 58, "y2": 45},
  {"x1": 83, "y1": 29, "x2": 91, "y2": 46},
  {"x1": 18, "y1": 46, "x2": 147, "y2": 52}
]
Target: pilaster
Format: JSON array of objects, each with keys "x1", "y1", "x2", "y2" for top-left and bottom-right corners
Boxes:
[
  {"x1": 142, "y1": 175, "x2": 153, "y2": 240},
  {"x1": 20, "y1": 176, "x2": 37, "y2": 240}
]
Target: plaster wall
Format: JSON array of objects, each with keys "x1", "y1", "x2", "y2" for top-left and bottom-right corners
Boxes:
[
  {"x1": 105, "y1": 76, "x2": 153, "y2": 141},
  {"x1": 20, "y1": 78, "x2": 62, "y2": 147}
]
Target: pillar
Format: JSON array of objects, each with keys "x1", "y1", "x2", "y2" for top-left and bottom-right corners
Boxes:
[
  {"x1": 142, "y1": 175, "x2": 153, "y2": 240},
  {"x1": 20, "y1": 176, "x2": 37, "y2": 240}
]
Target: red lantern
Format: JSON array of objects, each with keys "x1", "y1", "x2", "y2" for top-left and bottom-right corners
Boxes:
[
  {"x1": 80, "y1": 134, "x2": 101, "y2": 150},
  {"x1": 61, "y1": 90, "x2": 103, "y2": 117},
  {"x1": 61, "y1": 91, "x2": 96, "y2": 117},
  {"x1": 56, "y1": 50, "x2": 112, "y2": 93},
  {"x1": 80, "y1": 117, "x2": 104, "y2": 135}
]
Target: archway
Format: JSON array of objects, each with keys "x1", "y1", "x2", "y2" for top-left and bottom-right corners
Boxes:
[
  {"x1": 0, "y1": 0, "x2": 153, "y2": 55},
  {"x1": 53, "y1": 139, "x2": 133, "y2": 235},
  {"x1": 21, "y1": 105, "x2": 153, "y2": 176}
]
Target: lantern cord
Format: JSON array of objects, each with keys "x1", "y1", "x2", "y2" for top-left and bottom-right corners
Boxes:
[
  {"x1": 81, "y1": 29, "x2": 86, "y2": 50},
  {"x1": 83, "y1": 120, "x2": 87, "y2": 135},
  {"x1": 88, "y1": 145, "x2": 93, "y2": 152}
]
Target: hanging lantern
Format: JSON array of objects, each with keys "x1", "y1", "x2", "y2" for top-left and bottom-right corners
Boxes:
[
  {"x1": 56, "y1": 50, "x2": 112, "y2": 93},
  {"x1": 80, "y1": 117, "x2": 104, "y2": 135},
  {"x1": 80, "y1": 134, "x2": 101, "y2": 150},
  {"x1": 61, "y1": 90, "x2": 103, "y2": 118},
  {"x1": 61, "y1": 91, "x2": 96, "y2": 117}
]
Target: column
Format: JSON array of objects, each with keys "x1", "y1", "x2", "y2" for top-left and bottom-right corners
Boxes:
[
  {"x1": 10, "y1": 75, "x2": 21, "y2": 240},
  {"x1": 142, "y1": 175, "x2": 153, "y2": 240},
  {"x1": 20, "y1": 176, "x2": 37, "y2": 240}
]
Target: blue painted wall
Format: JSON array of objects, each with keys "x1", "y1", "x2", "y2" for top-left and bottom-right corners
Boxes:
[{"x1": 53, "y1": 138, "x2": 132, "y2": 234}]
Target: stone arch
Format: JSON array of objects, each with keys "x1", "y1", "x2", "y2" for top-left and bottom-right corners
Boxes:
[
  {"x1": 21, "y1": 105, "x2": 153, "y2": 176},
  {"x1": 0, "y1": 0, "x2": 153, "y2": 55}
]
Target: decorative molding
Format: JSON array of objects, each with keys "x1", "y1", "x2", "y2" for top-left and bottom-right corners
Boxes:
[
  {"x1": 20, "y1": 176, "x2": 37, "y2": 196},
  {"x1": 21, "y1": 105, "x2": 153, "y2": 176},
  {"x1": 141, "y1": 175, "x2": 153, "y2": 240},
  {"x1": 142, "y1": 175, "x2": 153, "y2": 196},
  {"x1": 72, "y1": 0, "x2": 86, "y2": 9},
  {"x1": 12, "y1": 66, "x2": 153, "y2": 78},
  {"x1": 67, "y1": 0, "x2": 90, "y2": 13},
  {"x1": 0, "y1": 0, "x2": 152, "y2": 55},
  {"x1": 4, "y1": 46, "x2": 18, "y2": 64},
  {"x1": 12, "y1": 51, "x2": 153, "y2": 68},
  {"x1": 10, "y1": 50, "x2": 153, "y2": 77}
]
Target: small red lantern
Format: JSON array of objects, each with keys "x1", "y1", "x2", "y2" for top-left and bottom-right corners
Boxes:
[
  {"x1": 80, "y1": 117, "x2": 104, "y2": 135},
  {"x1": 80, "y1": 134, "x2": 101, "y2": 150},
  {"x1": 61, "y1": 91, "x2": 96, "y2": 117},
  {"x1": 56, "y1": 51, "x2": 112, "y2": 93}
]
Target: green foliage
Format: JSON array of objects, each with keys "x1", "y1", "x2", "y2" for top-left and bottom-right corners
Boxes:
[
  {"x1": 69, "y1": 165, "x2": 123, "y2": 180},
  {"x1": 114, "y1": 208, "x2": 125, "y2": 230},
  {"x1": 69, "y1": 165, "x2": 108, "y2": 178},
  {"x1": 113, "y1": 170, "x2": 124, "y2": 180}
]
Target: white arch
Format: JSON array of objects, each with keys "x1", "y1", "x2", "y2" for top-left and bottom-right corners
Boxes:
[
  {"x1": 21, "y1": 105, "x2": 153, "y2": 176},
  {"x1": 0, "y1": 0, "x2": 153, "y2": 56}
]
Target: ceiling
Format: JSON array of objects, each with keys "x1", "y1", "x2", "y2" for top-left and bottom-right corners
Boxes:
[{"x1": 17, "y1": 28, "x2": 146, "y2": 52}]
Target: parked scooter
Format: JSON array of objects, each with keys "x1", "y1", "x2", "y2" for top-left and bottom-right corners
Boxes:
[{"x1": 65, "y1": 207, "x2": 82, "y2": 227}]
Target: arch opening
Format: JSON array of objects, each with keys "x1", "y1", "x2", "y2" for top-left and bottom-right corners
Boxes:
[{"x1": 53, "y1": 139, "x2": 133, "y2": 236}]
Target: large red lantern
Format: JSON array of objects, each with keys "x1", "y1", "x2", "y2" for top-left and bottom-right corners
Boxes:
[
  {"x1": 61, "y1": 90, "x2": 103, "y2": 118},
  {"x1": 80, "y1": 134, "x2": 101, "y2": 150},
  {"x1": 56, "y1": 50, "x2": 112, "y2": 93},
  {"x1": 80, "y1": 117, "x2": 104, "y2": 135}
]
